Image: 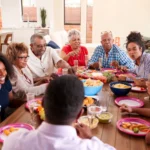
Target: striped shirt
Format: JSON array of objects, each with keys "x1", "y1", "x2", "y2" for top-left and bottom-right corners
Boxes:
[
  {"x1": 129, "y1": 53, "x2": 150, "y2": 79},
  {"x1": 88, "y1": 44, "x2": 134, "y2": 69}
]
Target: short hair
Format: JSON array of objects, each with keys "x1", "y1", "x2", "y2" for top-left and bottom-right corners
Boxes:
[
  {"x1": 30, "y1": 33, "x2": 45, "y2": 44},
  {"x1": 68, "y1": 29, "x2": 80, "y2": 42},
  {"x1": 0, "y1": 53, "x2": 15, "y2": 79},
  {"x1": 6, "y1": 43, "x2": 28, "y2": 64},
  {"x1": 126, "y1": 31, "x2": 145, "y2": 53},
  {"x1": 44, "y1": 75, "x2": 84, "y2": 125},
  {"x1": 101, "y1": 31, "x2": 113, "y2": 39}
]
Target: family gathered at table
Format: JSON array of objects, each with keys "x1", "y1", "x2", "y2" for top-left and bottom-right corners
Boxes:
[{"x1": 1, "y1": 29, "x2": 150, "y2": 150}]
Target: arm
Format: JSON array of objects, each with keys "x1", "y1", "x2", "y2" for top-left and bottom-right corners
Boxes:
[
  {"x1": 60, "y1": 50, "x2": 70, "y2": 62},
  {"x1": 9, "y1": 91, "x2": 13, "y2": 101}
]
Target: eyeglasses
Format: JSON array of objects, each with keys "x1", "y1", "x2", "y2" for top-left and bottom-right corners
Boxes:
[
  {"x1": 18, "y1": 56, "x2": 29, "y2": 60},
  {"x1": 101, "y1": 31, "x2": 112, "y2": 36}
]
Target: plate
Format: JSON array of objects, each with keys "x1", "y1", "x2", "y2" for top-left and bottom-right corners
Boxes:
[
  {"x1": 117, "y1": 118, "x2": 150, "y2": 136},
  {"x1": 101, "y1": 68, "x2": 117, "y2": 73},
  {"x1": 0, "y1": 123, "x2": 34, "y2": 142},
  {"x1": 25, "y1": 98, "x2": 43, "y2": 110},
  {"x1": 115, "y1": 72, "x2": 136, "y2": 77},
  {"x1": 131, "y1": 84, "x2": 147, "y2": 92},
  {"x1": 115, "y1": 96, "x2": 144, "y2": 108}
]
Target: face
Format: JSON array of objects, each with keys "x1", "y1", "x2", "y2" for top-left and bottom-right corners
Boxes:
[
  {"x1": 101, "y1": 33, "x2": 114, "y2": 52},
  {"x1": 14, "y1": 53, "x2": 29, "y2": 69},
  {"x1": 0, "y1": 61, "x2": 7, "y2": 84},
  {"x1": 30, "y1": 37, "x2": 46, "y2": 57},
  {"x1": 127, "y1": 42, "x2": 142, "y2": 61},
  {"x1": 69, "y1": 35, "x2": 81, "y2": 50}
]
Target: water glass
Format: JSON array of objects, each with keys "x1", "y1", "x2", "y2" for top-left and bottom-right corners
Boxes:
[
  {"x1": 99, "y1": 58, "x2": 103, "y2": 70},
  {"x1": 85, "y1": 55, "x2": 88, "y2": 68},
  {"x1": 62, "y1": 68, "x2": 68, "y2": 75},
  {"x1": 26, "y1": 93, "x2": 35, "y2": 102},
  {"x1": 74, "y1": 60, "x2": 78, "y2": 68}
]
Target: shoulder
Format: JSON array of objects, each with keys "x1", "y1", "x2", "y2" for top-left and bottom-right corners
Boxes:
[
  {"x1": 2, "y1": 130, "x2": 30, "y2": 149},
  {"x1": 80, "y1": 46, "x2": 88, "y2": 52},
  {"x1": 3, "y1": 79, "x2": 12, "y2": 92},
  {"x1": 94, "y1": 45, "x2": 103, "y2": 51},
  {"x1": 62, "y1": 45, "x2": 71, "y2": 51},
  {"x1": 143, "y1": 53, "x2": 150, "y2": 62}
]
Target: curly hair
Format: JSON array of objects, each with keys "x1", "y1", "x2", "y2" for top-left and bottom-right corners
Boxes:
[
  {"x1": 0, "y1": 53, "x2": 15, "y2": 79},
  {"x1": 126, "y1": 32, "x2": 145, "y2": 53},
  {"x1": 6, "y1": 43, "x2": 28, "y2": 64}
]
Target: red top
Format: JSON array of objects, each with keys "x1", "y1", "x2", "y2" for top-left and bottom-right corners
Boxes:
[{"x1": 62, "y1": 45, "x2": 88, "y2": 66}]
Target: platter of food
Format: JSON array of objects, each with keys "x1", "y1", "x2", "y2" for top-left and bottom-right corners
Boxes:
[
  {"x1": 117, "y1": 118, "x2": 150, "y2": 136},
  {"x1": 0, "y1": 123, "x2": 34, "y2": 142}
]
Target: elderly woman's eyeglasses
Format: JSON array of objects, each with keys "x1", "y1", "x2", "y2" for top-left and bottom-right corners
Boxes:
[
  {"x1": 18, "y1": 56, "x2": 29, "y2": 60},
  {"x1": 101, "y1": 31, "x2": 112, "y2": 36}
]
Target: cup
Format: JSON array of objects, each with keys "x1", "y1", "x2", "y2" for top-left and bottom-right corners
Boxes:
[
  {"x1": 99, "y1": 58, "x2": 103, "y2": 70},
  {"x1": 62, "y1": 68, "x2": 68, "y2": 75},
  {"x1": 85, "y1": 55, "x2": 88, "y2": 68},
  {"x1": 26, "y1": 93, "x2": 35, "y2": 102}
]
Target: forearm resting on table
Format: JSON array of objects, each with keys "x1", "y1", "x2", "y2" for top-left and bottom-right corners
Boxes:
[{"x1": 132, "y1": 108, "x2": 150, "y2": 117}]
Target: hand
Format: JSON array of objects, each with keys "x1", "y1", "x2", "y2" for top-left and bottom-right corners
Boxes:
[
  {"x1": 50, "y1": 73, "x2": 59, "y2": 81},
  {"x1": 120, "y1": 104, "x2": 132, "y2": 113},
  {"x1": 119, "y1": 66, "x2": 128, "y2": 73},
  {"x1": 89, "y1": 62, "x2": 99, "y2": 69},
  {"x1": 116, "y1": 75, "x2": 126, "y2": 81},
  {"x1": 134, "y1": 78, "x2": 146, "y2": 87},
  {"x1": 110, "y1": 60, "x2": 119, "y2": 69},
  {"x1": 75, "y1": 123, "x2": 93, "y2": 139},
  {"x1": 146, "y1": 81, "x2": 150, "y2": 95},
  {"x1": 68, "y1": 50, "x2": 80, "y2": 57},
  {"x1": 145, "y1": 132, "x2": 150, "y2": 144},
  {"x1": 68, "y1": 67, "x2": 76, "y2": 75}
]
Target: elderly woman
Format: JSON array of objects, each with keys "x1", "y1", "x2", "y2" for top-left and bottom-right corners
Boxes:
[
  {"x1": 61, "y1": 29, "x2": 88, "y2": 66},
  {"x1": 6, "y1": 43, "x2": 47, "y2": 97},
  {"x1": 117, "y1": 32, "x2": 150, "y2": 86},
  {"x1": 0, "y1": 54, "x2": 15, "y2": 120}
]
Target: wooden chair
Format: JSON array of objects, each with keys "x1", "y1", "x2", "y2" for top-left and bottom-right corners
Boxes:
[{"x1": 0, "y1": 33, "x2": 12, "y2": 52}]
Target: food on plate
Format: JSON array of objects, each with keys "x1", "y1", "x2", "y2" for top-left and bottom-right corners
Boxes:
[
  {"x1": 37, "y1": 106, "x2": 45, "y2": 120},
  {"x1": 121, "y1": 122, "x2": 150, "y2": 133},
  {"x1": 3, "y1": 127, "x2": 19, "y2": 136},
  {"x1": 78, "y1": 116, "x2": 99, "y2": 129},
  {"x1": 102, "y1": 72, "x2": 114, "y2": 82},
  {"x1": 113, "y1": 83, "x2": 131, "y2": 89},
  {"x1": 83, "y1": 97, "x2": 94, "y2": 106},
  {"x1": 83, "y1": 79, "x2": 102, "y2": 86}
]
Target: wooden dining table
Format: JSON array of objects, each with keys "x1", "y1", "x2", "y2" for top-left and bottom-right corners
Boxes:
[{"x1": 0, "y1": 84, "x2": 150, "y2": 150}]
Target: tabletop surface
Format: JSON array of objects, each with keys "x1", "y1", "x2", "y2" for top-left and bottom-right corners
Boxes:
[{"x1": 0, "y1": 84, "x2": 150, "y2": 150}]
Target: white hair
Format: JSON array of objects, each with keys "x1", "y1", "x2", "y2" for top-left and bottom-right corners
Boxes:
[{"x1": 68, "y1": 29, "x2": 80, "y2": 42}]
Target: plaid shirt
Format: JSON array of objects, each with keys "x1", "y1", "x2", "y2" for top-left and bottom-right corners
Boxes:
[{"x1": 88, "y1": 44, "x2": 134, "y2": 69}]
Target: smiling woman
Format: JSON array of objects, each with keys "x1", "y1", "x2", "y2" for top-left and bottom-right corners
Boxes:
[
  {"x1": 0, "y1": 54, "x2": 15, "y2": 120},
  {"x1": 5, "y1": 43, "x2": 48, "y2": 99}
]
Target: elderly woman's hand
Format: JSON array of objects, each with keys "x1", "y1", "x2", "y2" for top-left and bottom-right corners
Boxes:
[{"x1": 68, "y1": 49, "x2": 80, "y2": 57}]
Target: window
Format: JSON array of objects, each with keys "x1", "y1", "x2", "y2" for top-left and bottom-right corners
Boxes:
[
  {"x1": 64, "y1": 0, "x2": 81, "y2": 25},
  {"x1": 21, "y1": 0, "x2": 37, "y2": 22}
]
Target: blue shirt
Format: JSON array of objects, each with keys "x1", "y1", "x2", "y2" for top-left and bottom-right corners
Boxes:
[
  {"x1": 0, "y1": 79, "x2": 12, "y2": 120},
  {"x1": 88, "y1": 44, "x2": 134, "y2": 69},
  {"x1": 129, "y1": 53, "x2": 150, "y2": 79}
]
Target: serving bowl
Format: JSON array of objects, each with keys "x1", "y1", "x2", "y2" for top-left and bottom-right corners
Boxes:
[
  {"x1": 96, "y1": 112, "x2": 113, "y2": 123},
  {"x1": 109, "y1": 81, "x2": 131, "y2": 96},
  {"x1": 83, "y1": 79, "x2": 103, "y2": 96}
]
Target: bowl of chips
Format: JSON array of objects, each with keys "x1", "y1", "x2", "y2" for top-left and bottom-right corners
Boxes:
[
  {"x1": 83, "y1": 97, "x2": 96, "y2": 108},
  {"x1": 83, "y1": 79, "x2": 103, "y2": 96},
  {"x1": 109, "y1": 81, "x2": 131, "y2": 96}
]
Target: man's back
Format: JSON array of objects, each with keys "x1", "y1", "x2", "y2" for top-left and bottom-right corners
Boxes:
[{"x1": 2, "y1": 122, "x2": 115, "y2": 150}]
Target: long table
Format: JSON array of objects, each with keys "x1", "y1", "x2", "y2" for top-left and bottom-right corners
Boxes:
[{"x1": 0, "y1": 84, "x2": 150, "y2": 150}]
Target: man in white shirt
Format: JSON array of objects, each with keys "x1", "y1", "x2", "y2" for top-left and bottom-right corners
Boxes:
[
  {"x1": 27, "y1": 34, "x2": 71, "y2": 83},
  {"x1": 2, "y1": 75, "x2": 116, "y2": 150}
]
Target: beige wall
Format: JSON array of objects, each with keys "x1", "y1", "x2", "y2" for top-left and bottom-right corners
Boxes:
[{"x1": 92, "y1": 0, "x2": 150, "y2": 43}]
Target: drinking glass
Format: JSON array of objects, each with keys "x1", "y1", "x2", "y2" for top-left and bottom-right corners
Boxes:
[
  {"x1": 74, "y1": 60, "x2": 78, "y2": 68},
  {"x1": 26, "y1": 93, "x2": 35, "y2": 101},
  {"x1": 85, "y1": 55, "x2": 88, "y2": 68},
  {"x1": 145, "y1": 74, "x2": 150, "y2": 101},
  {"x1": 62, "y1": 68, "x2": 68, "y2": 75},
  {"x1": 99, "y1": 58, "x2": 103, "y2": 70}
]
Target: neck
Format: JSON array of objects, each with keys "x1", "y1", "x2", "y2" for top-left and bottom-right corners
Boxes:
[
  {"x1": 136, "y1": 56, "x2": 141, "y2": 66},
  {"x1": 15, "y1": 65, "x2": 23, "y2": 74}
]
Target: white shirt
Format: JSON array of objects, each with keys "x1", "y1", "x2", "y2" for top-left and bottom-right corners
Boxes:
[
  {"x1": 27, "y1": 47, "x2": 62, "y2": 78},
  {"x1": 11, "y1": 66, "x2": 47, "y2": 96},
  {"x1": 2, "y1": 122, "x2": 116, "y2": 150}
]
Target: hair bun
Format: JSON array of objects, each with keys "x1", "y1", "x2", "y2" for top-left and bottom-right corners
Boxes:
[{"x1": 127, "y1": 32, "x2": 143, "y2": 42}]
